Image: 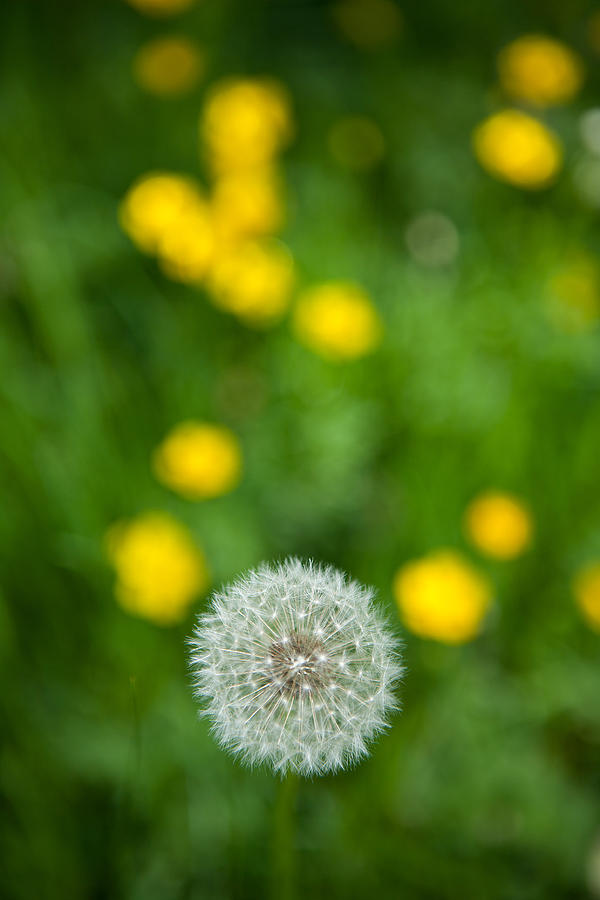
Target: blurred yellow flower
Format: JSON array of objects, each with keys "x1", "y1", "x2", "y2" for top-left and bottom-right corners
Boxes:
[
  {"x1": 332, "y1": 0, "x2": 402, "y2": 50},
  {"x1": 393, "y1": 550, "x2": 491, "y2": 644},
  {"x1": 119, "y1": 172, "x2": 204, "y2": 253},
  {"x1": 208, "y1": 239, "x2": 294, "y2": 326},
  {"x1": 464, "y1": 491, "x2": 533, "y2": 560},
  {"x1": 153, "y1": 421, "x2": 242, "y2": 500},
  {"x1": 106, "y1": 512, "x2": 208, "y2": 625},
  {"x1": 124, "y1": 0, "x2": 195, "y2": 15},
  {"x1": 211, "y1": 167, "x2": 284, "y2": 239},
  {"x1": 157, "y1": 203, "x2": 214, "y2": 283},
  {"x1": 133, "y1": 36, "x2": 204, "y2": 96},
  {"x1": 548, "y1": 254, "x2": 600, "y2": 333},
  {"x1": 201, "y1": 78, "x2": 293, "y2": 173},
  {"x1": 472, "y1": 110, "x2": 562, "y2": 189},
  {"x1": 573, "y1": 564, "x2": 600, "y2": 632},
  {"x1": 498, "y1": 35, "x2": 583, "y2": 107},
  {"x1": 328, "y1": 116, "x2": 385, "y2": 171},
  {"x1": 294, "y1": 282, "x2": 381, "y2": 361}
]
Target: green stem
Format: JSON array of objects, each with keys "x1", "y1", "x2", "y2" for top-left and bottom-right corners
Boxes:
[{"x1": 271, "y1": 773, "x2": 298, "y2": 900}]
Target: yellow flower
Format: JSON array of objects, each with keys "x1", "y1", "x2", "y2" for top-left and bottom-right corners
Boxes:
[
  {"x1": 211, "y1": 167, "x2": 284, "y2": 239},
  {"x1": 133, "y1": 36, "x2": 204, "y2": 96},
  {"x1": 498, "y1": 35, "x2": 583, "y2": 107},
  {"x1": 464, "y1": 491, "x2": 533, "y2": 560},
  {"x1": 332, "y1": 0, "x2": 402, "y2": 50},
  {"x1": 119, "y1": 172, "x2": 204, "y2": 253},
  {"x1": 573, "y1": 564, "x2": 600, "y2": 632},
  {"x1": 201, "y1": 78, "x2": 293, "y2": 173},
  {"x1": 393, "y1": 551, "x2": 491, "y2": 645},
  {"x1": 548, "y1": 254, "x2": 600, "y2": 333},
  {"x1": 208, "y1": 239, "x2": 294, "y2": 326},
  {"x1": 293, "y1": 282, "x2": 381, "y2": 361},
  {"x1": 472, "y1": 110, "x2": 562, "y2": 189},
  {"x1": 106, "y1": 512, "x2": 208, "y2": 625},
  {"x1": 157, "y1": 203, "x2": 214, "y2": 283},
  {"x1": 124, "y1": 0, "x2": 195, "y2": 16},
  {"x1": 328, "y1": 116, "x2": 385, "y2": 171},
  {"x1": 153, "y1": 421, "x2": 242, "y2": 500}
]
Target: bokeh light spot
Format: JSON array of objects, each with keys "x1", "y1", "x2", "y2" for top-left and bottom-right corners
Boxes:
[
  {"x1": 133, "y1": 36, "x2": 204, "y2": 96},
  {"x1": 548, "y1": 254, "x2": 600, "y2": 333},
  {"x1": 405, "y1": 211, "x2": 460, "y2": 267},
  {"x1": 332, "y1": 0, "x2": 402, "y2": 50},
  {"x1": 124, "y1": 0, "x2": 196, "y2": 16},
  {"x1": 579, "y1": 109, "x2": 600, "y2": 156}
]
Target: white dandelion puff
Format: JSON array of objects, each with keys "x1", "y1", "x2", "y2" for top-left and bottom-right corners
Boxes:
[{"x1": 189, "y1": 558, "x2": 403, "y2": 776}]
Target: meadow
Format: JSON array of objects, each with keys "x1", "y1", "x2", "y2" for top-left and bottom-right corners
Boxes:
[{"x1": 1, "y1": 0, "x2": 600, "y2": 898}]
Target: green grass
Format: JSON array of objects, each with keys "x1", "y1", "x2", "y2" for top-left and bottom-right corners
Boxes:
[{"x1": 1, "y1": 1, "x2": 600, "y2": 897}]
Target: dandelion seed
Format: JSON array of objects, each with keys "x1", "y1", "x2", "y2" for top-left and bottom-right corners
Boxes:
[{"x1": 189, "y1": 558, "x2": 402, "y2": 776}]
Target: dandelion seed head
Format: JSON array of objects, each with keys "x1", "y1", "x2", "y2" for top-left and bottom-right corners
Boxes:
[{"x1": 189, "y1": 558, "x2": 402, "y2": 776}]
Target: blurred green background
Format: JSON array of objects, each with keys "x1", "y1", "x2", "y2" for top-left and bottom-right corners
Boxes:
[{"x1": 2, "y1": 0, "x2": 600, "y2": 897}]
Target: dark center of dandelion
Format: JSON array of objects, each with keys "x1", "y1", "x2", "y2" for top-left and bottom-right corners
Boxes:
[{"x1": 268, "y1": 632, "x2": 329, "y2": 698}]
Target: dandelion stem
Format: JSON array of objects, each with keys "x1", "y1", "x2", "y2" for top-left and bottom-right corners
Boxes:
[{"x1": 271, "y1": 773, "x2": 298, "y2": 900}]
